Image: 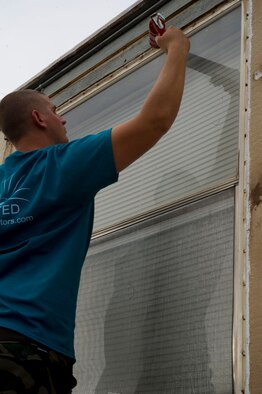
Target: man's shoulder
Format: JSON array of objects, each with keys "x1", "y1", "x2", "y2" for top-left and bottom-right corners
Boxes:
[
  {"x1": 55, "y1": 129, "x2": 113, "y2": 161},
  {"x1": 58, "y1": 129, "x2": 112, "y2": 149}
]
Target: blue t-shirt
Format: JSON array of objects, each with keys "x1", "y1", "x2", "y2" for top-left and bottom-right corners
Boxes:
[{"x1": 0, "y1": 129, "x2": 118, "y2": 359}]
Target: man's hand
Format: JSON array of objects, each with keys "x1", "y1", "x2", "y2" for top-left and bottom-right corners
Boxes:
[
  {"x1": 155, "y1": 26, "x2": 190, "y2": 55},
  {"x1": 111, "y1": 26, "x2": 190, "y2": 173}
]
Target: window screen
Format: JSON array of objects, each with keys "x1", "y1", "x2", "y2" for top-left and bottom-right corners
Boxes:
[
  {"x1": 64, "y1": 7, "x2": 241, "y2": 232},
  {"x1": 74, "y1": 188, "x2": 234, "y2": 394}
]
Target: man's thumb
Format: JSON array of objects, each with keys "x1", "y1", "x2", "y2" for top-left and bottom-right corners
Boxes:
[{"x1": 155, "y1": 35, "x2": 160, "y2": 47}]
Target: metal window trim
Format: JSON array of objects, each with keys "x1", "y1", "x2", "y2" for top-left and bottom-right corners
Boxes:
[
  {"x1": 29, "y1": 0, "x2": 228, "y2": 101},
  {"x1": 58, "y1": 0, "x2": 241, "y2": 115},
  {"x1": 91, "y1": 177, "x2": 238, "y2": 240},
  {"x1": 233, "y1": 1, "x2": 250, "y2": 393}
]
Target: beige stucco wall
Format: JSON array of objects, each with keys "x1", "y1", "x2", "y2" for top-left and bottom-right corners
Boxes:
[
  {"x1": 0, "y1": 132, "x2": 13, "y2": 164},
  {"x1": 0, "y1": 132, "x2": 6, "y2": 163},
  {"x1": 249, "y1": 0, "x2": 262, "y2": 392}
]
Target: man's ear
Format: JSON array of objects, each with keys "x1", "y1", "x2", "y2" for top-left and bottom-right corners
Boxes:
[{"x1": 31, "y1": 109, "x2": 47, "y2": 128}]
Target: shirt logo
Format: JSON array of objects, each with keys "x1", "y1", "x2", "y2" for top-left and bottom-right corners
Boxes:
[{"x1": 0, "y1": 174, "x2": 34, "y2": 226}]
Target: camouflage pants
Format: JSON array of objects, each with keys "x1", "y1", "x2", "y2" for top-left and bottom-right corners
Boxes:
[{"x1": 0, "y1": 341, "x2": 77, "y2": 394}]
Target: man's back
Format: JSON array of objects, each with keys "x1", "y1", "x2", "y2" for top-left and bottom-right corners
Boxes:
[{"x1": 0, "y1": 130, "x2": 118, "y2": 359}]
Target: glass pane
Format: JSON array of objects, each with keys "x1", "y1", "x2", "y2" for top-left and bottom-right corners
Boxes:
[
  {"x1": 64, "y1": 7, "x2": 241, "y2": 231},
  {"x1": 74, "y1": 188, "x2": 234, "y2": 394}
]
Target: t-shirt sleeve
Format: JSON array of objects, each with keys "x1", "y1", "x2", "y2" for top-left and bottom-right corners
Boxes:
[{"x1": 55, "y1": 129, "x2": 118, "y2": 203}]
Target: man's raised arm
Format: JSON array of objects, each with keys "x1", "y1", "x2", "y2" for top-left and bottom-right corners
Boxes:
[{"x1": 111, "y1": 26, "x2": 190, "y2": 173}]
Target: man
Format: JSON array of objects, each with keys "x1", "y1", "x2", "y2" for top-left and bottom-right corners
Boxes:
[{"x1": 0, "y1": 26, "x2": 189, "y2": 393}]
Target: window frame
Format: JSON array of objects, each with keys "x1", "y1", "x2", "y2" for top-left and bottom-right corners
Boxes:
[{"x1": 56, "y1": 1, "x2": 246, "y2": 392}]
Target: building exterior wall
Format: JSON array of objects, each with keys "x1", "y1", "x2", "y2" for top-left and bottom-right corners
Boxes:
[
  {"x1": 0, "y1": 133, "x2": 5, "y2": 162},
  {"x1": 0, "y1": 133, "x2": 13, "y2": 163}
]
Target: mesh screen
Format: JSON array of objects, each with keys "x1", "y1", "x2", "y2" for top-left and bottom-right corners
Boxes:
[{"x1": 74, "y1": 189, "x2": 234, "y2": 393}]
